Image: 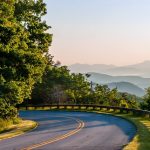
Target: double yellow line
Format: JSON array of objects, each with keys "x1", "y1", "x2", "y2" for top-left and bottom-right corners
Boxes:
[{"x1": 21, "y1": 116, "x2": 85, "y2": 150}]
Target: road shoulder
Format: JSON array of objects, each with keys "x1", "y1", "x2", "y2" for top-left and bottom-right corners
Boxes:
[{"x1": 0, "y1": 120, "x2": 37, "y2": 141}]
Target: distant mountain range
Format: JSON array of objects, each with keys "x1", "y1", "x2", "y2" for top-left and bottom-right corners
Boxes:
[
  {"x1": 68, "y1": 61, "x2": 150, "y2": 96},
  {"x1": 108, "y1": 82, "x2": 145, "y2": 97},
  {"x1": 86, "y1": 72, "x2": 147, "y2": 97},
  {"x1": 87, "y1": 72, "x2": 150, "y2": 89},
  {"x1": 69, "y1": 61, "x2": 150, "y2": 77}
]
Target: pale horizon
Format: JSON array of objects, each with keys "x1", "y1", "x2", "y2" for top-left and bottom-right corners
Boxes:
[
  {"x1": 44, "y1": 0, "x2": 150, "y2": 66},
  {"x1": 69, "y1": 60, "x2": 150, "y2": 67}
]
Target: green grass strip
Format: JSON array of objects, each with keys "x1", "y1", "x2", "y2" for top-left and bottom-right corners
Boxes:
[{"x1": 0, "y1": 120, "x2": 37, "y2": 140}]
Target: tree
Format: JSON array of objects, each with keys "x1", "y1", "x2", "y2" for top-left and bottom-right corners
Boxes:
[
  {"x1": 91, "y1": 84, "x2": 111, "y2": 105},
  {"x1": 0, "y1": 0, "x2": 52, "y2": 118},
  {"x1": 31, "y1": 69, "x2": 91, "y2": 105},
  {"x1": 140, "y1": 87, "x2": 150, "y2": 110},
  {"x1": 118, "y1": 92, "x2": 138, "y2": 108},
  {"x1": 107, "y1": 88, "x2": 120, "y2": 106},
  {"x1": 31, "y1": 64, "x2": 71, "y2": 104},
  {"x1": 65, "y1": 73, "x2": 91, "y2": 104}
]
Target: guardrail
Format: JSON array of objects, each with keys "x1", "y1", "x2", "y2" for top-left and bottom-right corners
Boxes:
[{"x1": 17, "y1": 104, "x2": 150, "y2": 118}]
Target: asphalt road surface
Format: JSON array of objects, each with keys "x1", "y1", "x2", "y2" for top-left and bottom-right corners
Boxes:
[{"x1": 0, "y1": 111, "x2": 136, "y2": 150}]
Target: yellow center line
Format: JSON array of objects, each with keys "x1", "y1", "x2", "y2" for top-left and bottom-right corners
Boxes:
[{"x1": 21, "y1": 116, "x2": 85, "y2": 150}]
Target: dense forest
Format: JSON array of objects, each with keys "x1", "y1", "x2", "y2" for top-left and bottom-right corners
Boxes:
[{"x1": 0, "y1": 0, "x2": 149, "y2": 119}]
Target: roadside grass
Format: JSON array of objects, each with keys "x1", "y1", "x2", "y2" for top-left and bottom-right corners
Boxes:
[
  {"x1": 0, "y1": 118, "x2": 21, "y2": 133},
  {"x1": 119, "y1": 114, "x2": 150, "y2": 150},
  {"x1": 0, "y1": 119, "x2": 37, "y2": 140}
]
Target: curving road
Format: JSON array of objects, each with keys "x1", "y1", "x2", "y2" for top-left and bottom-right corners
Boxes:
[{"x1": 0, "y1": 111, "x2": 136, "y2": 150}]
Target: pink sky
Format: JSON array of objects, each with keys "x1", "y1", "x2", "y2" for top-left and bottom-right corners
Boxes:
[{"x1": 44, "y1": 0, "x2": 150, "y2": 66}]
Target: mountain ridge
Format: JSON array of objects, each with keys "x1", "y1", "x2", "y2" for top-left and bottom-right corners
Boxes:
[
  {"x1": 107, "y1": 82, "x2": 145, "y2": 97},
  {"x1": 69, "y1": 60, "x2": 150, "y2": 77},
  {"x1": 87, "y1": 72, "x2": 150, "y2": 89}
]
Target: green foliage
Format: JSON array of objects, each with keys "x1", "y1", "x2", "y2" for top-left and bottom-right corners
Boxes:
[
  {"x1": 140, "y1": 87, "x2": 150, "y2": 110},
  {"x1": 0, "y1": 1, "x2": 139, "y2": 119},
  {"x1": 31, "y1": 65, "x2": 71, "y2": 104},
  {"x1": 92, "y1": 85, "x2": 113, "y2": 105},
  {"x1": 0, "y1": 117, "x2": 21, "y2": 133},
  {"x1": 119, "y1": 92, "x2": 139, "y2": 108},
  {"x1": 65, "y1": 73, "x2": 91, "y2": 104},
  {"x1": 30, "y1": 60, "x2": 91, "y2": 104},
  {"x1": 30, "y1": 61, "x2": 138, "y2": 108},
  {"x1": 0, "y1": 98, "x2": 17, "y2": 119},
  {"x1": 14, "y1": 0, "x2": 52, "y2": 53},
  {"x1": 0, "y1": 0, "x2": 52, "y2": 118}
]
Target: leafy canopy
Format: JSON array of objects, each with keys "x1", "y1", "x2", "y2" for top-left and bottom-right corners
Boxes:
[{"x1": 0, "y1": 0, "x2": 52, "y2": 118}]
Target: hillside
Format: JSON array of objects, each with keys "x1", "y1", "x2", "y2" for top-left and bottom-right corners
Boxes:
[
  {"x1": 107, "y1": 82, "x2": 145, "y2": 97},
  {"x1": 87, "y1": 72, "x2": 150, "y2": 89},
  {"x1": 69, "y1": 61, "x2": 150, "y2": 77}
]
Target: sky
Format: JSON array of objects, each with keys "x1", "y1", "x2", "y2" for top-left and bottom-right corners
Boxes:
[{"x1": 43, "y1": 0, "x2": 150, "y2": 66}]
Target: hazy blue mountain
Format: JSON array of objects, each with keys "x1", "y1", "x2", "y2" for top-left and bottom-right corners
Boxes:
[
  {"x1": 87, "y1": 72, "x2": 150, "y2": 89},
  {"x1": 107, "y1": 61, "x2": 150, "y2": 77},
  {"x1": 69, "y1": 61, "x2": 150, "y2": 77},
  {"x1": 107, "y1": 67, "x2": 140, "y2": 76},
  {"x1": 69, "y1": 61, "x2": 150, "y2": 96},
  {"x1": 107, "y1": 82, "x2": 145, "y2": 97},
  {"x1": 129, "y1": 60, "x2": 150, "y2": 69}
]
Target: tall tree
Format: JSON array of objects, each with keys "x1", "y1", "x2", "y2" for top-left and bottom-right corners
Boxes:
[
  {"x1": 65, "y1": 73, "x2": 91, "y2": 104},
  {"x1": 0, "y1": 0, "x2": 52, "y2": 118},
  {"x1": 140, "y1": 87, "x2": 150, "y2": 110},
  {"x1": 31, "y1": 65, "x2": 71, "y2": 104}
]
